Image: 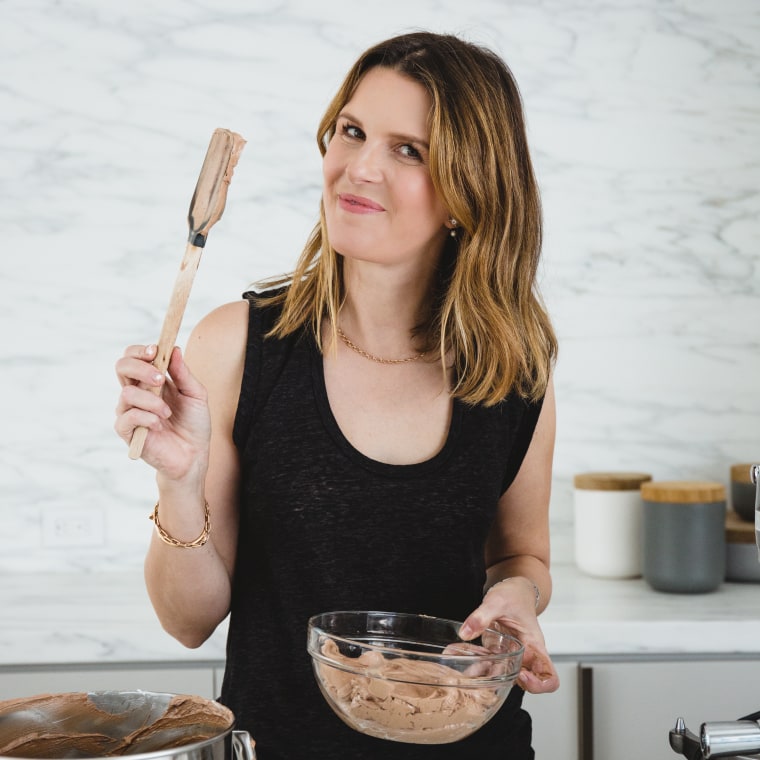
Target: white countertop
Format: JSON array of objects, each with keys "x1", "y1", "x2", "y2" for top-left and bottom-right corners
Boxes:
[
  {"x1": 1, "y1": 564, "x2": 759, "y2": 668},
  {"x1": 541, "y1": 564, "x2": 760, "y2": 658},
  {"x1": 0, "y1": 571, "x2": 228, "y2": 667}
]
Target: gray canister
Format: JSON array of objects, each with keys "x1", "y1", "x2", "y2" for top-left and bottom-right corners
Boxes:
[
  {"x1": 641, "y1": 480, "x2": 726, "y2": 593},
  {"x1": 731, "y1": 463, "x2": 757, "y2": 522},
  {"x1": 725, "y1": 509, "x2": 760, "y2": 582}
]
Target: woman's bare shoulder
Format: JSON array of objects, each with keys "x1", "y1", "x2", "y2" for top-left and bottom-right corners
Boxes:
[
  {"x1": 189, "y1": 298, "x2": 249, "y2": 349},
  {"x1": 194, "y1": 299, "x2": 250, "y2": 337},
  {"x1": 184, "y1": 299, "x2": 250, "y2": 386}
]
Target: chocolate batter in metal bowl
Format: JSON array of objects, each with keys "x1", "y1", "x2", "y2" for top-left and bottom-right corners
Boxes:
[{"x1": 0, "y1": 691, "x2": 255, "y2": 760}]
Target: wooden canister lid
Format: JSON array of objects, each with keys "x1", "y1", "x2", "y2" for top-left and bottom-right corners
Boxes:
[
  {"x1": 726, "y1": 510, "x2": 757, "y2": 544},
  {"x1": 731, "y1": 463, "x2": 756, "y2": 484},
  {"x1": 641, "y1": 480, "x2": 726, "y2": 503},
  {"x1": 573, "y1": 472, "x2": 652, "y2": 491}
]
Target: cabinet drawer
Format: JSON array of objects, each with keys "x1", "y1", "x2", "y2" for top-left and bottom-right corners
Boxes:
[
  {"x1": 583, "y1": 659, "x2": 760, "y2": 760},
  {"x1": 525, "y1": 661, "x2": 579, "y2": 757}
]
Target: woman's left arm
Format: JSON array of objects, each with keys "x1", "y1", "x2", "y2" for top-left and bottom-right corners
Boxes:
[{"x1": 459, "y1": 376, "x2": 559, "y2": 694}]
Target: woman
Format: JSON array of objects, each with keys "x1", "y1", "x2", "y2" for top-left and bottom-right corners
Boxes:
[{"x1": 115, "y1": 31, "x2": 559, "y2": 759}]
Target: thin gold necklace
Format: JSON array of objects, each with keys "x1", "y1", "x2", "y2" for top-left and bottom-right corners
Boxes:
[{"x1": 337, "y1": 326, "x2": 426, "y2": 364}]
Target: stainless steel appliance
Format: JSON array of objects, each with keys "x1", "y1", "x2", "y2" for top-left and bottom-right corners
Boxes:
[
  {"x1": 755, "y1": 465, "x2": 760, "y2": 558},
  {"x1": 670, "y1": 714, "x2": 760, "y2": 759}
]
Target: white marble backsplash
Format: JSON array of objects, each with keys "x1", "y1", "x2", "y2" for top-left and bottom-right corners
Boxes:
[{"x1": 2, "y1": 1, "x2": 758, "y2": 573}]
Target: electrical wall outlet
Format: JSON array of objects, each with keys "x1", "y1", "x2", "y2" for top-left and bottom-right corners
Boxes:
[{"x1": 42, "y1": 509, "x2": 105, "y2": 547}]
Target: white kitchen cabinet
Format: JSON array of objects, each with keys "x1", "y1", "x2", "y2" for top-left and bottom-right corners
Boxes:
[
  {"x1": 525, "y1": 661, "x2": 579, "y2": 757},
  {"x1": 0, "y1": 665, "x2": 218, "y2": 701},
  {"x1": 525, "y1": 658, "x2": 760, "y2": 760},
  {"x1": 583, "y1": 658, "x2": 760, "y2": 760}
]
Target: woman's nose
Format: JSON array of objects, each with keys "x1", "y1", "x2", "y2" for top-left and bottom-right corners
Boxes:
[{"x1": 346, "y1": 143, "x2": 384, "y2": 183}]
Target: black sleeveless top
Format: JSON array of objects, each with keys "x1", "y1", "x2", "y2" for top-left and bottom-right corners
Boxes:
[{"x1": 221, "y1": 292, "x2": 543, "y2": 759}]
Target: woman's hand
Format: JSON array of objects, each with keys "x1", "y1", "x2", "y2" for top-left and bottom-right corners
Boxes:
[
  {"x1": 114, "y1": 343, "x2": 211, "y2": 480},
  {"x1": 458, "y1": 577, "x2": 559, "y2": 694}
]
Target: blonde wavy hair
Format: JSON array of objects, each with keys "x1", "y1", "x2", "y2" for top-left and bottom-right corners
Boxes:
[{"x1": 257, "y1": 31, "x2": 557, "y2": 405}]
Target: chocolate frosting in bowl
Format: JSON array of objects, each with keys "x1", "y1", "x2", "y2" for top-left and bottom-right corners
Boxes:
[
  {"x1": 0, "y1": 691, "x2": 234, "y2": 758},
  {"x1": 316, "y1": 639, "x2": 508, "y2": 744}
]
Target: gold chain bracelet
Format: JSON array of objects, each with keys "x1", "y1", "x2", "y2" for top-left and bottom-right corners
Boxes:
[
  {"x1": 486, "y1": 576, "x2": 540, "y2": 609},
  {"x1": 150, "y1": 501, "x2": 210, "y2": 548}
]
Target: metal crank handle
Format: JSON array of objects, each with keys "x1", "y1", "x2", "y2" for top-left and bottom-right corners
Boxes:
[{"x1": 232, "y1": 730, "x2": 257, "y2": 760}]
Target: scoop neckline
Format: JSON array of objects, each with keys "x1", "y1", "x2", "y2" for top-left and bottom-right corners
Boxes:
[{"x1": 309, "y1": 333, "x2": 462, "y2": 478}]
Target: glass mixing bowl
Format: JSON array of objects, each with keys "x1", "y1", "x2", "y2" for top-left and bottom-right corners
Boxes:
[{"x1": 307, "y1": 611, "x2": 524, "y2": 744}]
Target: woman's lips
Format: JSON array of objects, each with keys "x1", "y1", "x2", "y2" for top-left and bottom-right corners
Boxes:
[{"x1": 338, "y1": 193, "x2": 385, "y2": 214}]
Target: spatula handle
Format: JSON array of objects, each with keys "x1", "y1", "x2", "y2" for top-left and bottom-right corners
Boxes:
[{"x1": 128, "y1": 241, "x2": 204, "y2": 460}]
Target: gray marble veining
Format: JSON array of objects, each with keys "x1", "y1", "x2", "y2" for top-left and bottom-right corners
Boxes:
[{"x1": 1, "y1": 0, "x2": 758, "y2": 573}]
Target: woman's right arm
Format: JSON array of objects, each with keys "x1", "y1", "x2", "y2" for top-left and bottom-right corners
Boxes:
[{"x1": 114, "y1": 300, "x2": 250, "y2": 648}]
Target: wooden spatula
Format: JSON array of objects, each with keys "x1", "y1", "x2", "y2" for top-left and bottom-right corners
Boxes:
[{"x1": 128, "y1": 128, "x2": 246, "y2": 460}]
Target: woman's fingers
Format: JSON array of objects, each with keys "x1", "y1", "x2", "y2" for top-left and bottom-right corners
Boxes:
[
  {"x1": 113, "y1": 344, "x2": 211, "y2": 481},
  {"x1": 517, "y1": 655, "x2": 560, "y2": 693},
  {"x1": 459, "y1": 602, "x2": 493, "y2": 641},
  {"x1": 458, "y1": 581, "x2": 559, "y2": 694},
  {"x1": 114, "y1": 390, "x2": 171, "y2": 444},
  {"x1": 114, "y1": 407, "x2": 162, "y2": 444},
  {"x1": 116, "y1": 382, "x2": 172, "y2": 419},
  {"x1": 115, "y1": 344, "x2": 162, "y2": 388},
  {"x1": 165, "y1": 346, "x2": 207, "y2": 402},
  {"x1": 114, "y1": 345, "x2": 171, "y2": 447}
]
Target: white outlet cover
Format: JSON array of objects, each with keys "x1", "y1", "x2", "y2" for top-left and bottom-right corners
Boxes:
[{"x1": 41, "y1": 509, "x2": 105, "y2": 547}]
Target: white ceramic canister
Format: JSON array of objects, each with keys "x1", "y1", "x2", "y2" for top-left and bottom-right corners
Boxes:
[{"x1": 573, "y1": 472, "x2": 652, "y2": 578}]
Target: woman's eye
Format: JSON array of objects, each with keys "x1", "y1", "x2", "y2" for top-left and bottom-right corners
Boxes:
[
  {"x1": 340, "y1": 123, "x2": 364, "y2": 140},
  {"x1": 398, "y1": 143, "x2": 423, "y2": 161}
]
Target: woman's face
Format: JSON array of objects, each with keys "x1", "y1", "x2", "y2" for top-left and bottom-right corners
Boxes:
[{"x1": 322, "y1": 66, "x2": 451, "y2": 270}]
